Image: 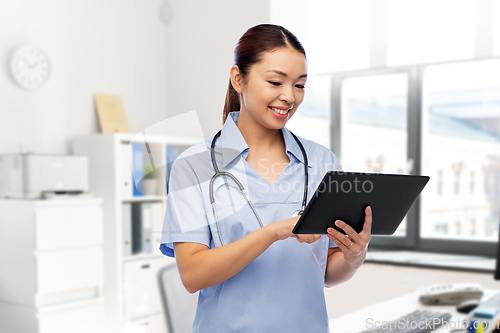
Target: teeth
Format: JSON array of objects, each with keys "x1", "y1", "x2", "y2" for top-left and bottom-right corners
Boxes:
[{"x1": 270, "y1": 106, "x2": 290, "y2": 115}]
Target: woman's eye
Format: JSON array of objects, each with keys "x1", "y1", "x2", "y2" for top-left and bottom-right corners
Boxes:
[
  {"x1": 295, "y1": 85, "x2": 306, "y2": 89},
  {"x1": 268, "y1": 81, "x2": 281, "y2": 86}
]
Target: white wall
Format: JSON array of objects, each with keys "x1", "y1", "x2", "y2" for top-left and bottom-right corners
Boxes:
[
  {"x1": 163, "y1": 0, "x2": 271, "y2": 138},
  {"x1": 0, "y1": 0, "x2": 168, "y2": 154}
]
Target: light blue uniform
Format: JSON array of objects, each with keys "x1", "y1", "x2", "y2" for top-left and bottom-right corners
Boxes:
[{"x1": 160, "y1": 111, "x2": 342, "y2": 332}]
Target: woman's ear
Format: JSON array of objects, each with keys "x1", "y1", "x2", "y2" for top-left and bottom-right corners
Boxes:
[{"x1": 230, "y1": 65, "x2": 244, "y2": 93}]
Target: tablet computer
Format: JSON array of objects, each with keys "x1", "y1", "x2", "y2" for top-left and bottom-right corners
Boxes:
[{"x1": 292, "y1": 171, "x2": 429, "y2": 235}]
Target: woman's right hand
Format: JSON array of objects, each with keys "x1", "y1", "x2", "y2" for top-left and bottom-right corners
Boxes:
[
  {"x1": 175, "y1": 215, "x2": 321, "y2": 293},
  {"x1": 268, "y1": 216, "x2": 322, "y2": 244}
]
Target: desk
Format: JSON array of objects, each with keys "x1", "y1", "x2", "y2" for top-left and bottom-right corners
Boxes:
[{"x1": 329, "y1": 289, "x2": 498, "y2": 333}]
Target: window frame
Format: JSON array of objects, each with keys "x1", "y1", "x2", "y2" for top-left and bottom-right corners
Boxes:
[{"x1": 329, "y1": 57, "x2": 500, "y2": 257}]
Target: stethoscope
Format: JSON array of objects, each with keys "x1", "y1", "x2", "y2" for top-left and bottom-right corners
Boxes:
[{"x1": 209, "y1": 129, "x2": 309, "y2": 246}]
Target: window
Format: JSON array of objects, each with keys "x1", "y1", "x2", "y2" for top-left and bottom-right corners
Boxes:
[
  {"x1": 340, "y1": 73, "x2": 408, "y2": 174},
  {"x1": 286, "y1": 75, "x2": 332, "y2": 149},
  {"x1": 338, "y1": 73, "x2": 409, "y2": 237},
  {"x1": 273, "y1": 0, "x2": 500, "y2": 257},
  {"x1": 421, "y1": 59, "x2": 500, "y2": 243},
  {"x1": 330, "y1": 59, "x2": 500, "y2": 256}
]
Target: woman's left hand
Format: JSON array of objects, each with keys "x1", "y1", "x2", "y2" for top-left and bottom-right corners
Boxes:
[{"x1": 326, "y1": 206, "x2": 372, "y2": 269}]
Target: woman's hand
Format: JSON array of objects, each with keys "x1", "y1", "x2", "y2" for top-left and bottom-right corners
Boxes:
[
  {"x1": 267, "y1": 216, "x2": 322, "y2": 244},
  {"x1": 326, "y1": 206, "x2": 372, "y2": 269}
]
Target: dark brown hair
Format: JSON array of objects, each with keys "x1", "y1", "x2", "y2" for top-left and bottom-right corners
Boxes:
[{"x1": 222, "y1": 24, "x2": 306, "y2": 124}]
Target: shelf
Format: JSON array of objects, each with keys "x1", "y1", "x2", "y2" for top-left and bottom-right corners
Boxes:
[
  {"x1": 122, "y1": 196, "x2": 167, "y2": 202},
  {"x1": 72, "y1": 132, "x2": 195, "y2": 333}
]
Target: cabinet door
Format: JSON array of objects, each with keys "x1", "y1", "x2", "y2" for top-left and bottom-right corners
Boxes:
[
  {"x1": 147, "y1": 314, "x2": 168, "y2": 333},
  {"x1": 35, "y1": 204, "x2": 102, "y2": 250},
  {"x1": 37, "y1": 247, "x2": 103, "y2": 295},
  {"x1": 123, "y1": 258, "x2": 165, "y2": 320},
  {"x1": 39, "y1": 302, "x2": 105, "y2": 333},
  {"x1": 122, "y1": 314, "x2": 167, "y2": 333}
]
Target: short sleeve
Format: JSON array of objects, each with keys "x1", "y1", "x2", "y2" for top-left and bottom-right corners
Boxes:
[
  {"x1": 328, "y1": 150, "x2": 343, "y2": 248},
  {"x1": 159, "y1": 153, "x2": 211, "y2": 257}
]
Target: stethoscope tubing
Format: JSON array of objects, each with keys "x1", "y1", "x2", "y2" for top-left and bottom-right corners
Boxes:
[{"x1": 209, "y1": 129, "x2": 308, "y2": 246}]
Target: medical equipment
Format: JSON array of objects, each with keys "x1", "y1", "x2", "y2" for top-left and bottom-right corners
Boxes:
[{"x1": 209, "y1": 129, "x2": 308, "y2": 246}]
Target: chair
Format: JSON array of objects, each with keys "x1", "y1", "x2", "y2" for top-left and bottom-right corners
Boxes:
[{"x1": 158, "y1": 263, "x2": 199, "y2": 333}]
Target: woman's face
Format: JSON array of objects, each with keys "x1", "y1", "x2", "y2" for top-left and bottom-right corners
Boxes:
[{"x1": 237, "y1": 47, "x2": 307, "y2": 129}]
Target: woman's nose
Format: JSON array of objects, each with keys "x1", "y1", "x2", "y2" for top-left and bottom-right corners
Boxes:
[{"x1": 279, "y1": 85, "x2": 295, "y2": 104}]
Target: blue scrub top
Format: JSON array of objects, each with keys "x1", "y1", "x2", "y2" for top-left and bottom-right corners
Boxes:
[{"x1": 160, "y1": 111, "x2": 342, "y2": 332}]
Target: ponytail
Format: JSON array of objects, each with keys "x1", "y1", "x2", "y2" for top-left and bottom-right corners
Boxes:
[
  {"x1": 223, "y1": 78, "x2": 240, "y2": 124},
  {"x1": 221, "y1": 24, "x2": 306, "y2": 126}
]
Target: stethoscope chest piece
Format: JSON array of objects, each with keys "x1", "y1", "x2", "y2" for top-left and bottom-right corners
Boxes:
[{"x1": 291, "y1": 210, "x2": 303, "y2": 218}]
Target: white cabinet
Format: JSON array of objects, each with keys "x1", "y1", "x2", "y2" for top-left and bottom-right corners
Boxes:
[
  {"x1": 123, "y1": 258, "x2": 165, "y2": 320},
  {"x1": 123, "y1": 314, "x2": 166, "y2": 333},
  {"x1": 73, "y1": 133, "x2": 197, "y2": 333},
  {"x1": 38, "y1": 300, "x2": 105, "y2": 333},
  {"x1": 36, "y1": 247, "x2": 103, "y2": 295},
  {"x1": 35, "y1": 204, "x2": 102, "y2": 250},
  {"x1": 0, "y1": 199, "x2": 105, "y2": 333}
]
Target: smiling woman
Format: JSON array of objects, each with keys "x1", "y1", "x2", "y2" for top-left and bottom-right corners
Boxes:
[
  {"x1": 223, "y1": 24, "x2": 307, "y2": 124},
  {"x1": 160, "y1": 23, "x2": 372, "y2": 333},
  {"x1": 231, "y1": 48, "x2": 307, "y2": 124}
]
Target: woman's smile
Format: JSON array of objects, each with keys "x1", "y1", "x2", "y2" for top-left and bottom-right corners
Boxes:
[{"x1": 268, "y1": 105, "x2": 292, "y2": 118}]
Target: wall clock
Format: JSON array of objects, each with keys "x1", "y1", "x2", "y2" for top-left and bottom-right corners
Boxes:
[{"x1": 10, "y1": 45, "x2": 51, "y2": 90}]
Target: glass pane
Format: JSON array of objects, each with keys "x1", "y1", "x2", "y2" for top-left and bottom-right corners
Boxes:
[
  {"x1": 421, "y1": 59, "x2": 500, "y2": 241},
  {"x1": 287, "y1": 75, "x2": 332, "y2": 150},
  {"x1": 387, "y1": 0, "x2": 475, "y2": 66},
  {"x1": 340, "y1": 73, "x2": 409, "y2": 236}
]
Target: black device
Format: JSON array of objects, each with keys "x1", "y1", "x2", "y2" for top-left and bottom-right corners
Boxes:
[{"x1": 292, "y1": 171, "x2": 429, "y2": 235}]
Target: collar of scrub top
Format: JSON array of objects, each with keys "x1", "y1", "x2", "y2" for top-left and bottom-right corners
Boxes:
[
  {"x1": 209, "y1": 111, "x2": 309, "y2": 246},
  {"x1": 220, "y1": 111, "x2": 309, "y2": 169}
]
